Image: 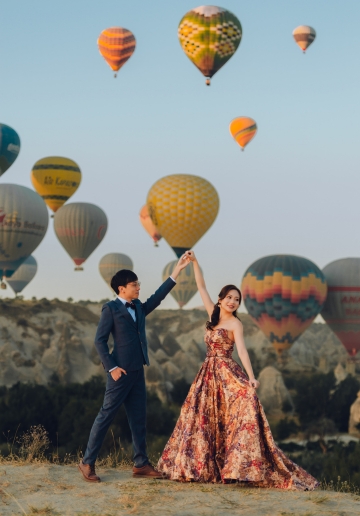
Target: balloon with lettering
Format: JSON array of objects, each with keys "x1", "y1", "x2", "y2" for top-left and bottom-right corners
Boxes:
[
  {"x1": 0, "y1": 124, "x2": 21, "y2": 177},
  {"x1": 293, "y1": 26, "x2": 316, "y2": 53},
  {"x1": 321, "y1": 258, "x2": 360, "y2": 357},
  {"x1": 178, "y1": 5, "x2": 242, "y2": 85},
  {"x1": 242, "y1": 255, "x2": 327, "y2": 355},
  {"x1": 229, "y1": 117, "x2": 257, "y2": 151},
  {"x1": 54, "y1": 203, "x2": 107, "y2": 271},
  {"x1": 31, "y1": 157, "x2": 81, "y2": 215},
  {"x1": 163, "y1": 260, "x2": 200, "y2": 308},
  {"x1": 139, "y1": 205, "x2": 162, "y2": 246},
  {"x1": 99, "y1": 253, "x2": 133, "y2": 289},
  {"x1": 97, "y1": 27, "x2": 136, "y2": 78},
  {"x1": 7, "y1": 255, "x2": 37, "y2": 295},
  {"x1": 0, "y1": 184, "x2": 48, "y2": 285},
  {"x1": 147, "y1": 174, "x2": 219, "y2": 258}
]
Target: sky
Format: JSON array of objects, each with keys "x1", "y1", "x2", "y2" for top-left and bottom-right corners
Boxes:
[{"x1": 1, "y1": 0, "x2": 360, "y2": 310}]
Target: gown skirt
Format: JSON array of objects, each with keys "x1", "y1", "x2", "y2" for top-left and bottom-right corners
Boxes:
[{"x1": 157, "y1": 328, "x2": 318, "y2": 490}]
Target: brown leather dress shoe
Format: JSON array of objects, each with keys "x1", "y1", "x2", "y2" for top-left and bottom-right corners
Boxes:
[
  {"x1": 78, "y1": 461, "x2": 101, "y2": 483},
  {"x1": 132, "y1": 464, "x2": 164, "y2": 479}
]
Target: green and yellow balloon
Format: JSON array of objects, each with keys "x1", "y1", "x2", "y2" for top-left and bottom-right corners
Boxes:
[{"x1": 178, "y1": 5, "x2": 242, "y2": 85}]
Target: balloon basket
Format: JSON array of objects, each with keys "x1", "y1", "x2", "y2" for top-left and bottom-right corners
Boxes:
[
  {"x1": 205, "y1": 78, "x2": 211, "y2": 86},
  {"x1": 51, "y1": 214, "x2": 54, "y2": 219},
  {"x1": 0, "y1": 282, "x2": 6, "y2": 290},
  {"x1": 154, "y1": 242, "x2": 159, "y2": 247},
  {"x1": 74, "y1": 267, "x2": 84, "y2": 271}
]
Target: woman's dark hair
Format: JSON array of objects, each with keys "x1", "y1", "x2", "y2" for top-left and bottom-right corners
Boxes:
[
  {"x1": 111, "y1": 269, "x2": 138, "y2": 294},
  {"x1": 206, "y1": 284, "x2": 241, "y2": 331}
]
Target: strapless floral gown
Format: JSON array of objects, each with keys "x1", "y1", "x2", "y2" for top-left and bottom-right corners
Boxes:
[{"x1": 157, "y1": 328, "x2": 318, "y2": 490}]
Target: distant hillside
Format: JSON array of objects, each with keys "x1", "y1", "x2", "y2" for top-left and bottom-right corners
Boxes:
[{"x1": 0, "y1": 298, "x2": 354, "y2": 406}]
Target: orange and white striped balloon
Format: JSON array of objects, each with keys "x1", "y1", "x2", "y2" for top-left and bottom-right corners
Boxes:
[{"x1": 97, "y1": 27, "x2": 136, "y2": 77}]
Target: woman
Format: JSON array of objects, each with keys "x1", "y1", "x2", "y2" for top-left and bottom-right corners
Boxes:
[{"x1": 157, "y1": 251, "x2": 318, "y2": 490}]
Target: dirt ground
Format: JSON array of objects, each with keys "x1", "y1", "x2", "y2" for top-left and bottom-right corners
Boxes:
[{"x1": 0, "y1": 464, "x2": 359, "y2": 516}]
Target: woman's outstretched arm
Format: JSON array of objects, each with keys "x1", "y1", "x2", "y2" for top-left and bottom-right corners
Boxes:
[
  {"x1": 233, "y1": 320, "x2": 260, "y2": 389},
  {"x1": 186, "y1": 251, "x2": 214, "y2": 317}
]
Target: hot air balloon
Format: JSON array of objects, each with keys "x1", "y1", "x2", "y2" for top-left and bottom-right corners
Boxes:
[
  {"x1": 54, "y1": 203, "x2": 107, "y2": 271},
  {"x1": 31, "y1": 157, "x2": 81, "y2": 216},
  {"x1": 321, "y1": 258, "x2": 360, "y2": 357},
  {"x1": 178, "y1": 5, "x2": 242, "y2": 85},
  {"x1": 163, "y1": 260, "x2": 199, "y2": 308},
  {"x1": 98, "y1": 27, "x2": 136, "y2": 78},
  {"x1": 0, "y1": 184, "x2": 48, "y2": 287},
  {"x1": 139, "y1": 205, "x2": 162, "y2": 246},
  {"x1": 0, "y1": 124, "x2": 20, "y2": 177},
  {"x1": 229, "y1": 117, "x2": 257, "y2": 151},
  {"x1": 293, "y1": 26, "x2": 316, "y2": 53},
  {"x1": 147, "y1": 174, "x2": 219, "y2": 258},
  {"x1": 99, "y1": 253, "x2": 133, "y2": 289},
  {"x1": 242, "y1": 255, "x2": 327, "y2": 355},
  {"x1": 7, "y1": 255, "x2": 37, "y2": 295}
]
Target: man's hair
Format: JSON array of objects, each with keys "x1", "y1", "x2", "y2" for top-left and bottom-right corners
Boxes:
[{"x1": 111, "y1": 269, "x2": 138, "y2": 294}]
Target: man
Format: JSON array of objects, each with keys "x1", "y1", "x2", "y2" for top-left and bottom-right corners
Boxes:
[{"x1": 78, "y1": 254, "x2": 190, "y2": 482}]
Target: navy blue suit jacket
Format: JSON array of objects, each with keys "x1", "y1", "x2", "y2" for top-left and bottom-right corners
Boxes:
[{"x1": 94, "y1": 277, "x2": 175, "y2": 372}]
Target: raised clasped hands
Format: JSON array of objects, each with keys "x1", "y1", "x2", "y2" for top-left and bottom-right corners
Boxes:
[
  {"x1": 178, "y1": 253, "x2": 191, "y2": 269},
  {"x1": 185, "y1": 250, "x2": 196, "y2": 261},
  {"x1": 111, "y1": 367, "x2": 127, "y2": 381}
]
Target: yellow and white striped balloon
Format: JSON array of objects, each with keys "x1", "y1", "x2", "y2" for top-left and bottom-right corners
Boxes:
[{"x1": 147, "y1": 174, "x2": 219, "y2": 258}]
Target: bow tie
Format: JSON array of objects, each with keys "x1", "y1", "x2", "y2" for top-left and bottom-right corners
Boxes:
[{"x1": 125, "y1": 301, "x2": 136, "y2": 310}]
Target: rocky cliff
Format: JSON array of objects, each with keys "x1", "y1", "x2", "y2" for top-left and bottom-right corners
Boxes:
[{"x1": 0, "y1": 298, "x2": 357, "y2": 408}]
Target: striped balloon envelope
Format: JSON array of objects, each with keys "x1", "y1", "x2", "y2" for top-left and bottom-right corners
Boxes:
[
  {"x1": 99, "y1": 253, "x2": 133, "y2": 290},
  {"x1": 147, "y1": 174, "x2": 219, "y2": 258},
  {"x1": 292, "y1": 25, "x2": 316, "y2": 53},
  {"x1": 0, "y1": 184, "x2": 48, "y2": 284},
  {"x1": 178, "y1": 5, "x2": 242, "y2": 85},
  {"x1": 97, "y1": 27, "x2": 136, "y2": 77},
  {"x1": 31, "y1": 157, "x2": 81, "y2": 215},
  {"x1": 163, "y1": 260, "x2": 200, "y2": 308},
  {"x1": 7, "y1": 255, "x2": 37, "y2": 295},
  {"x1": 241, "y1": 255, "x2": 327, "y2": 355},
  {"x1": 54, "y1": 202, "x2": 107, "y2": 271},
  {"x1": 321, "y1": 258, "x2": 360, "y2": 357},
  {"x1": 229, "y1": 117, "x2": 257, "y2": 151}
]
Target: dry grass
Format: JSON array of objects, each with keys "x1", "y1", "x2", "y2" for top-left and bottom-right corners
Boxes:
[
  {"x1": 307, "y1": 494, "x2": 329, "y2": 504},
  {"x1": 28, "y1": 506, "x2": 59, "y2": 515},
  {"x1": 320, "y1": 476, "x2": 360, "y2": 496}
]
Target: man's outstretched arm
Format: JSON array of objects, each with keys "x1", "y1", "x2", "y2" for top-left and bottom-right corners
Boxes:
[{"x1": 142, "y1": 254, "x2": 191, "y2": 316}]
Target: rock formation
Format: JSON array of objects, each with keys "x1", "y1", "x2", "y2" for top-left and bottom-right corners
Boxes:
[
  {"x1": 0, "y1": 298, "x2": 358, "y2": 410},
  {"x1": 349, "y1": 391, "x2": 360, "y2": 438},
  {"x1": 257, "y1": 366, "x2": 293, "y2": 415}
]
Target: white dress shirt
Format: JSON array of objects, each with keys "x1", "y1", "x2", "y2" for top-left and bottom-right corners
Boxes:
[{"x1": 109, "y1": 276, "x2": 176, "y2": 372}]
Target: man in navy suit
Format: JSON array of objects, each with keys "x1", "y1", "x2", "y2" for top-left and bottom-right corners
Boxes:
[{"x1": 78, "y1": 254, "x2": 190, "y2": 482}]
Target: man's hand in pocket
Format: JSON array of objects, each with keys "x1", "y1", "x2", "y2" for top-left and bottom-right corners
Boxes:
[{"x1": 111, "y1": 367, "x2": 127, "y2": 381}]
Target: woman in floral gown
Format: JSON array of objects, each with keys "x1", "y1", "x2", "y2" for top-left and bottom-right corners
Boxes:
[{"x1": 157, "y1": 251, "x2": 318, "y2": 490}]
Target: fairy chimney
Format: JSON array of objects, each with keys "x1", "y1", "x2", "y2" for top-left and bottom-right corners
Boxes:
[{"x1": 348, "y1": 391, "x2": 360, "y2": 438}]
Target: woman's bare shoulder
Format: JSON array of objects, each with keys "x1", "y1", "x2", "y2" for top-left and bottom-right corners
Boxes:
[{"x1": 230, "y1": 317, "x2": 243, "y2": 331}]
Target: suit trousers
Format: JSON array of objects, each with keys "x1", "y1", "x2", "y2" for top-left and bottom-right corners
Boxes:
[{"x1": 83, "y1": 368, "x2": 148, "y2": 467}]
